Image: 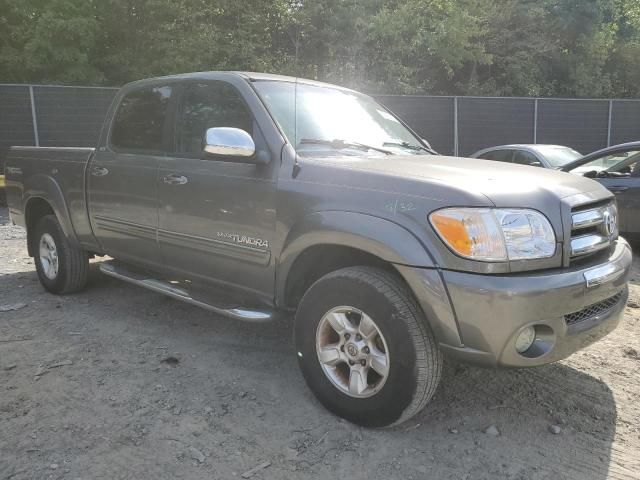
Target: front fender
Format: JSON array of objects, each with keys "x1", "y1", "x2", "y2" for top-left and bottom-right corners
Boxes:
[
  {"x1": 277, "y1": 211, "x2": 464, "y2": 347},
  {"x1": 23, "y1": 174, "x2": 79, "y2": 247},
  {"x1": 276, "y1": 210, "x2": 435, "y2": 297}
]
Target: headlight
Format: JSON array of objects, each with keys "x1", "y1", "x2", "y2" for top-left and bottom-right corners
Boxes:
[{"x1": 429, "y1": 208, "x2": 556, "y2": 262}]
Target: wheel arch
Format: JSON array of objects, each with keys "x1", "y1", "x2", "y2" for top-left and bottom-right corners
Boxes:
[
  {"x1": 23, "y1": 175, "x2": 79, "y2": 256},
  {"x1": 276, "y1": 211, "x2": 435, "y2": 309}
]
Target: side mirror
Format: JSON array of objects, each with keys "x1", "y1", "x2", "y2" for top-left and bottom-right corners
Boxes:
[
  {"x1": 204, "y1": 127, "x2": 256, "y2": 159},
  {"x1": 529, "y1": 161, "x2": 542, "y2": 167}
]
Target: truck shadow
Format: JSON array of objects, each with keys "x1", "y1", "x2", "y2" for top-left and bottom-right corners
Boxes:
[{"x1": 409, "y1": 360, "x2": 618, "y2": 479}]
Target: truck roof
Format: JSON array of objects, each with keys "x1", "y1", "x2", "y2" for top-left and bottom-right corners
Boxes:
[{"x1": 122, "y1": 71, "x2": 358, "y2": 93}]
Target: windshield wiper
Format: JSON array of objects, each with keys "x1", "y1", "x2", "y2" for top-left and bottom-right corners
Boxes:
[
  {"x1": 382, "y1": 141, "x2": 436, "y2": 155},
  {"x1": 299, "y1": 138, "x2": 393, "y2": 155}
]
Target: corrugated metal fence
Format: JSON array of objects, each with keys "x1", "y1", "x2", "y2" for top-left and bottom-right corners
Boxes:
[
  {"x1": 376, "y1": 95, "x2": 640, "y2": 156},
  {"x1": 0, "y1": 84, "x2": 118, "y2": 156},
  {"x1": 2, "y1": 84, "x2": 640, "y2": 163}
]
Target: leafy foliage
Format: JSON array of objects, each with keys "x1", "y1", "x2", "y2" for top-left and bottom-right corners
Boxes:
[{"x1": 0, "y1": 0, "x2": 639, "y2": 97}]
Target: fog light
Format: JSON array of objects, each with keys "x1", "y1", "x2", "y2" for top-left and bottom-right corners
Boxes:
[{"x1": 515, "y1": 326, "x2": 536, "y2": 353}]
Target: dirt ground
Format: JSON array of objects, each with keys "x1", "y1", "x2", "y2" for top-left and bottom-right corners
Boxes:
[{"x1": 1, "y1": 206, "x2": 639, "y2": 480}]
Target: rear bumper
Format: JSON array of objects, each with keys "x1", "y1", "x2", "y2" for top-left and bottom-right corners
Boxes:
[{"x1": 400, "y1": 238, "x2": 632, "y2": 368}]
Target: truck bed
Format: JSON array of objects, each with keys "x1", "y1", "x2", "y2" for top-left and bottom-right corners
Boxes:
[{"x1": 5, "y1": 146, "x2": 95, "y2": 241}]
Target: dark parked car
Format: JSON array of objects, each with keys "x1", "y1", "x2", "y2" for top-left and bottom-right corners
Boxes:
[
  {"x1": 563, "y1": 142, "x2": 640, "y2": 241},
  {"x1": 472, "y1": 144, "x2": 582, "y2": 169}
]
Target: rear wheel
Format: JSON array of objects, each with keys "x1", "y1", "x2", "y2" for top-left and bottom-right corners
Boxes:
[
  {"x1": 294, "y1": 266, "x2": 442, "y2": 427},
  {"x1": 33, "y1": 215, "x2": 89, "y2": 294}
]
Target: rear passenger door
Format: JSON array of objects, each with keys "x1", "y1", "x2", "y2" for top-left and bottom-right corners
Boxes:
[
  {"x1": 157, "y1": 80, "x2": 278, "y2": 298},
  {"x1": 88, "y1": 84, "x2": 174, "y2": 270}
]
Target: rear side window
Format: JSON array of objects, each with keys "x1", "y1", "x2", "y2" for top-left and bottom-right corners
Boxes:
[
  {"x1": 479, "y1": 150, "x2": 513, "y2": 163},
  {"x1": 111, "y1": 85, "x2": 173, "y2": 151},
  {"x1": 176, "y1": 82, "x2": 253, "y2": 155}
]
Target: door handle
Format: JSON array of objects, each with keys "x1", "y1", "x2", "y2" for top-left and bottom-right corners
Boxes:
[
  {"x1": 609, "y1": 186, "x2": 629, "y2": 193},
  {"x1": 163, "y1": 174, "x2": 189, "y2": 185},
  {"x1": 91, "y1": 166, "x2": 109, "y2": 177}
]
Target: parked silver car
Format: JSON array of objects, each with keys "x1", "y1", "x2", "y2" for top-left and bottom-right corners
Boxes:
[{"x1": 472, "y1": 144, "x2": 582, "y2": 169}]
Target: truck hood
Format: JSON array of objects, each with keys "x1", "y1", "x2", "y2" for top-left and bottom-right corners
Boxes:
[{"x1": 304, "y1": 153, "x2": 611, "y2": 208}]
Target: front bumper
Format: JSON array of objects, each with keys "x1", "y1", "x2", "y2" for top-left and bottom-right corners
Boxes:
[{"x1": 399, "y1": 238, "x2": 632, "y2": 368}]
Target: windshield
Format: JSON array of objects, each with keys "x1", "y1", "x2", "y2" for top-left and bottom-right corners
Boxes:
[
  {"x1": 253, "y1": 81, "x2": 429, "y2": 157},
  {"x1": 570, "y1": 150, "x2": 640, "y2": 175},
  {"x1": 533, "y1": 145, "x2": 582, "y2": 167}
]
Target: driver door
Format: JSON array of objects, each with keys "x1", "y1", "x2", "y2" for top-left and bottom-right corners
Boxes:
[{"x1": 157, "y1": 81, "x2": 278, "y2": 298}]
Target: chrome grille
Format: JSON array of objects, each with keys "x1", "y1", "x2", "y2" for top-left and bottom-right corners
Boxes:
[
  {"x1": 565, "y1": 292, "x2": 622, "y2": 326},
  {"x1": 569, "y1": 201, "x2": 618, "y2": 261}
]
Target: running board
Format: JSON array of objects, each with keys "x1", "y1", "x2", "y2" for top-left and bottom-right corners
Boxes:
[{"x1": 99, "y1": 261, "x2": 275, "y2": 322}]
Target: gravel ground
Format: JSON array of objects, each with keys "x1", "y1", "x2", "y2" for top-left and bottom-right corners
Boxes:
[{"x1": 1, "y1": 206, "x2": 639, "y2": 480}]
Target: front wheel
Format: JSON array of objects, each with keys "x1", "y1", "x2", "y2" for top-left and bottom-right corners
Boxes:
[{"x1": 294, "y1": 266, "x2": 442, "y2": 427}]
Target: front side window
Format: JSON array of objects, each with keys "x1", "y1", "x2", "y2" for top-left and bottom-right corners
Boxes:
[
  {"x1": 111, "y1": 85, "x2": 172, "y2": 150},
  {"x1": 513, "y1": 150, "x2": 540, "y2": 166},
  {"x1": 571, "y1": 150, "x2": 640, "y2": 176},
  {"x1": 253, "y1": 81, "x2": 430, "y2": 157},
  {"x1": 176, "y1": 82, "x2": 253, "y2": 155}
]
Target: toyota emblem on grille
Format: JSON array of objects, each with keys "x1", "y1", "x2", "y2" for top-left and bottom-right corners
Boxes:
[{"x1": 603, "y1": 209, "x2": 616, "y2": 236}]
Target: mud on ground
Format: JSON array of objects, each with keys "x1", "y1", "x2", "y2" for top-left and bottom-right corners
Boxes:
[{"x1": 1, "y1": 207, "x2": 639, "y2": 480}]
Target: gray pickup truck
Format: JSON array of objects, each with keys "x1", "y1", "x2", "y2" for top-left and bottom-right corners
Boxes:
[{"x1": 5, "y1": 72, "x2": 633, "y2": 427}]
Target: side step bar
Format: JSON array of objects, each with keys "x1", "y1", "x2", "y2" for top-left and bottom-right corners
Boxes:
[{"x1": 99, "y1": 261, "x2": 275, "y2": 322}]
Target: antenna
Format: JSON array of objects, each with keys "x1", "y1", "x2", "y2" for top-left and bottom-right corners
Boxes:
[
  {"x1": 287, "y1": 23, "x2": 302, "y2": 178},
  {"x1": 292, "y1": 74, "x2": 301, "y2": 177}
]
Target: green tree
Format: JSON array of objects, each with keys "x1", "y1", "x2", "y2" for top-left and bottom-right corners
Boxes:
[
  {"x1": 364, "y1": 0, "x2": 491, "y2": 94},
  {"x1": 1, "y1": 0, "x2": 640, "y2": 97},
  {"x1": 92, "y1": 0, "x2": 291, "y2": 85},
  {"x1": 608, "y1": 0, "x2": 640, "y2": 96},
  {"x1": 0, "y1": 0, "x2": 102, "y2": 84}
]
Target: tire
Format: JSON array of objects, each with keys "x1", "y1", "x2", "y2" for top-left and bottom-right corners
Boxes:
[
  {"x1": 33, "y1": 215, "x2": 89, "y2": 294},
  {"x1": 294, "y1": 266, "x2": 442, "y2": 427}
]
